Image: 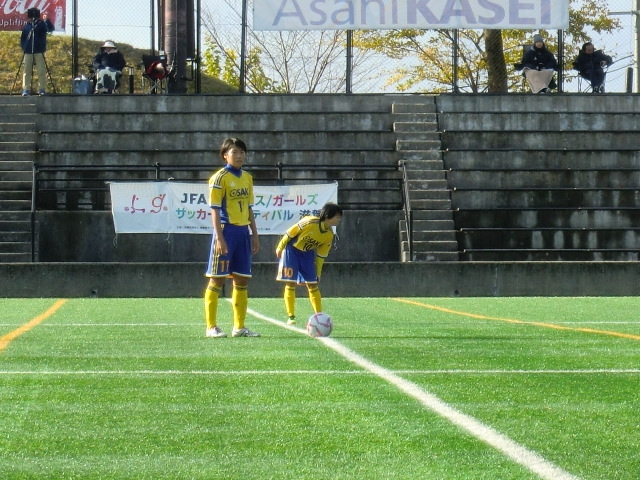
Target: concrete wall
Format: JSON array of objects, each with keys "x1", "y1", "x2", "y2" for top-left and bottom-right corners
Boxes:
[
  {"x1": 2, "y1": 261, "x2": 639, "y2": 298},
  {"x1": 35, "y1": 210, "x2": 402, "y2": 263}
]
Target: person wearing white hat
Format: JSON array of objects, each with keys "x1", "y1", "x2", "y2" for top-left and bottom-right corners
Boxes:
[
  {"x1": 517, "y1": 33, "x2": 559, "y2": 93},
  {"x1": 91, "y1": 40, "x2": 126, "y2": 93}
]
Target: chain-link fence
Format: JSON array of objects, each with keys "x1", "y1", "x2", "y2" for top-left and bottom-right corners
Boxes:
[
  {"x1": 1, "y1": 0, "x2": 637, "y2": 94},
  {"x1": 204, "y1": 0, "x2": 637, "y2": 94}
]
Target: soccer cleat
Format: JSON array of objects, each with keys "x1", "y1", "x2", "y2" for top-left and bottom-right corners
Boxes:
[
  {"x1": 287, "y1": 316, "x2": 296, "y2": 325},
  {"x1": 205, "y1": 326, "x2": 227, "y2": 338},
  {"x1": 232, "y1": 327, "x2": 260, "y2": 337},
  {"x1": 22, "y1": 90, "x2": 29, "y2": 96}
]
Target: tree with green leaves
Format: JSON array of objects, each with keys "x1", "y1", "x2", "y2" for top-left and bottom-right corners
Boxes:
[{"x1": 356, "y1": 0, "x2": 619, "y2": 93}]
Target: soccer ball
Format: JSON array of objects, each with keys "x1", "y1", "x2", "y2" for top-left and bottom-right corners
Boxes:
[{"x1": 307, "y1": 312, "x2": 333, "y2": 337}]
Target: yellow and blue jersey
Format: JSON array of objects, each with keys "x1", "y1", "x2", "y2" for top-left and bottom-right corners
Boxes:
[
  {"x1": 208, "y1": 165, "x2": 254, "y2": 226},
  {"x1": 276, "y1": 216, "x2": 335, "y2": 281},
  {"x1": 280, "y1": 216, "x2": 334, "y2": 258}
]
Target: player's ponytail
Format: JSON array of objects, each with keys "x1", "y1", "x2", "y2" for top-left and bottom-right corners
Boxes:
[{"x1": 319, "y1": 202, "x2": 343, "y2": 222}]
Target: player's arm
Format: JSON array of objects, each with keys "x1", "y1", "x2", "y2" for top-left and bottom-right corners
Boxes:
[
  {"x1": 275, "y1": 222, "x2": 302, "y2": 258},
  {"x1": 315, "y1": 255, "x2": 326, "y2": 279},
  {"x1": 315, "y1": 241, "x2": 333, "y2": 278},
  {"x1": 248, "y1": 206, "x2": 260, "y2": 254},
  {"x1": 211, "y1": 208, "x2": 227, "y2": 255}
]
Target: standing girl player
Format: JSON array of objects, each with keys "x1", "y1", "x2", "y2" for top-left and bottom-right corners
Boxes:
[
  {"x1": 275, "y1": 202, "x2": 343, "y2": 324},
  {"x1": 204, "y1": 138, "x2": 261, "y2": 338}
]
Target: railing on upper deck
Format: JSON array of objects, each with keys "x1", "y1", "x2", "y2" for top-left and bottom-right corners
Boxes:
[{"x1": 32, "y1": 162, "x2": 404, "y2": 211}]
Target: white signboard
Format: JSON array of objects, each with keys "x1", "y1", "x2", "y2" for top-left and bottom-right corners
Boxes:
[
  {"x1": 254, "y1": 0, "x2": 569, "y2": 31},
  {"x1": 110, "y1": 182, "x2": 338, "y2": 235}
]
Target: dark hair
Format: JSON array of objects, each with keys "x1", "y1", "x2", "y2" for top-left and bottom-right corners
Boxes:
[
  {"x1": 319, "y1": 202, "x2": 343, "y2": 221},
  {"x1": 27, "y1": 8, "x2": 40, "y2": 19},
  {"x1": 581, "y1": 42, "x2": 594, "y2": 53},
  {"x1": 219, "y1": 137, "x2": 247, "y2": 160}
]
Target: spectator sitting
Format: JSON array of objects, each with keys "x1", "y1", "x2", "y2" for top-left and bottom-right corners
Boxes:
[
  {"x1": 573, "y1": 42, "x2": 612, "y2": 93},
  {"x1": 519, "y1": 33, "x2": 559, "y2": 94},
  {"x1": 92, "y1": 40, "x2": 126, "y2": 93}
]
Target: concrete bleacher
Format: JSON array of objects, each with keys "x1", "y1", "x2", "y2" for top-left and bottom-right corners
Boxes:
[
  {"x1": 437, "y1": 94, "x2": 640, "y2": 261},
  {"x1": 4, "y1": 93, "x2": 640, "y2": 265},
  {"x1": 35, "y1": 94, "x2": 404, "y2": 210},
  {"x1": 4, "y1": 93, "x2": 640, "y2": 296},
  {"x1": 3, "y1": 93, "x2": 430, "y2": 263}
]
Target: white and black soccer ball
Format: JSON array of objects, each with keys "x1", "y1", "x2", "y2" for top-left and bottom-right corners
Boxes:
[{"x1": 306, "y1": 312, "x2": 333, "y2": 337}]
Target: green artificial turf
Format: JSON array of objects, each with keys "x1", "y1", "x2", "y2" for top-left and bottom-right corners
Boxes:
[{"x1": 1, "y1": 297, "x2": 638, "y2": 479}]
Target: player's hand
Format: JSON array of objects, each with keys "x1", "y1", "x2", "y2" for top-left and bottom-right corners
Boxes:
[
  {"x1": 275, "y1": 249, "x2": 282, "y2": 259},
  {"x1": 251, "y1": 235, "x2": 260, "y2": 254},
  {"x1": 215, "y1": 237, "x2": 228, "y2": 255}
]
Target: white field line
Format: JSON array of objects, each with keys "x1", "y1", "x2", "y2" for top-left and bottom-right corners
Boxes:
[
  {"x1": 247, "y1": 306, "x2": 582, "y2": 480},
  {"x1": 1, "y1": 369, "x2": 638, "y2": 376},
  {"x1": 0, "y1": 321, "x2": 637, "y2": 327}
]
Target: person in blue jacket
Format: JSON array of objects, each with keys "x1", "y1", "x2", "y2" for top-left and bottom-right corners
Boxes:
[
  {"x1": 573, "y1": 42, "x2": 613, "y2": 93},
  {"x1": 518, "y1": 34, "x2": 558, "y2": 94},
  {"x1": 20, "y1": 8, "x2": 54, "y2": 96}
]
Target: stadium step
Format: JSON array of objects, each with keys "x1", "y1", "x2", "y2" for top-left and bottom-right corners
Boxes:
[
  {"x1": 394, "y1": 99, "x2": 459, "y2": 263},
  {"x1": 0, "y1": 100, "x2": 36, "y2": 263}
]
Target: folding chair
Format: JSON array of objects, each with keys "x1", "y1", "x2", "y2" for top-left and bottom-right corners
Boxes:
[
  {"x1": 577, "y1": 63, "x2": 610, "y2": 93},
  {"x1": 141, "y1": 54, "x2": 171, "y2": 94}
]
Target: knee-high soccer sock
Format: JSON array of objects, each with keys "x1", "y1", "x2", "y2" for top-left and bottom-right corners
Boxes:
[
  {"x1": 204, "y1": 282, "x2": 221, "y2": 329},
  {"x1": 308, "y1": 285, "x2": 322, "y2": 313},
  {"x1": 232, "y1": 284, "x2": 248, "y2": 330},
  {"x1": 284, "y1": 284, "x2": 296, "y2": 318}
]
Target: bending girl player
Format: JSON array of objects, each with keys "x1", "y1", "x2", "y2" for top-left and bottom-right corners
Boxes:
[{"x1": 275, "y1": 202, "x2": 343, "y2": 324}]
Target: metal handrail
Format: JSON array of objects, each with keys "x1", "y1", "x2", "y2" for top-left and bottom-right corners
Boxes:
[
  {"x1": 399, "y1": 160, "x2": 413, "y2": 261},
  {"x1": 32, "y1": 162, "x2": 403, "y2": 210}
]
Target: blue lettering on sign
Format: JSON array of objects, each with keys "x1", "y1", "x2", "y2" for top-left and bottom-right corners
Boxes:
[
  {"x1": 181, "y1": 193, "x2": 207, "y2": 204},
  {"x1": 541, "y1": 0, "x2": 550, "y2": 24},
  {"x1": 408, "y1": 0, "x2": 439, "y2": 24},
  {"x1": 332, "y1": 0, "x2": 354, "y2": 26},
  {"x1": 478, "y1": 0, "x2": 504, "y2": 24},
  {"x1": 510, "y1": 0, "x2": 534, "y2": 25},
  {"x1": 272, "y1": 0, "x2": 554, "y2": 28},
  {"x1": 441, "y1": 0, "x2": 476, "y2": 24},
  {"x1": 310, "y1": 0, "x2": 328, "y2": 25},
  {"x1": 274, "y1": 0, "x2": 308, "y2": 26}
]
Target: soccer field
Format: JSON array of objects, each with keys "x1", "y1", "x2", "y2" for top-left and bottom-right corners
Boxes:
[{"x1": 1, "y1": 297, "x2": 639, "y2": 479}]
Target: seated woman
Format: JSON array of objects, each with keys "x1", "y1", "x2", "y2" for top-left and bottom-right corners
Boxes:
[
  {"x1": 573, "y1": 42, "x2": 612, "y2": 93},
  {"x1": 92, "y1": 40, "x2": 126, "y2": 93},
  {"x1": 519, "y1": 34, "x2": 559, "y2": 94}
]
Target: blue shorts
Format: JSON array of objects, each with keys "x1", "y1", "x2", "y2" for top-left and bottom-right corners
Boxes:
[
  {"x1": 276, "y1": 243, "x2": 318, "y2": 284},
  {"x1": 206, "y1": 224, "x2": 252, "y2": 278}
]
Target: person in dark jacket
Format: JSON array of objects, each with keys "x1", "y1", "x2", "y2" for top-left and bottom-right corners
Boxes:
[
  {"x1": 573, "y1": 42, "x2": 613, "y2": 93},
  {"x1": 519, "y1": 33, "x2": 559, "y2": 94},
  {"x1": 20, "y1": 8, "x2": 54, "y2": 96},
  {"x1": 92, "y1": 40, "x2": 127, "y2": 93}
]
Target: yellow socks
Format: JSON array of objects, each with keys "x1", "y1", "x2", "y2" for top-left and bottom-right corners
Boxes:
[
  {"x1": 232, "y1": 284, "x2": 248, "y2": 330},
  {"x1": 308, "y1": 285, "x2": 322, "y2": 313},
  {"x1": 284, "y1": 284, "x2": 296, "y2": 318},
  {"x1": 204, "y1": 282, "x2": 221, "y2": 329}
]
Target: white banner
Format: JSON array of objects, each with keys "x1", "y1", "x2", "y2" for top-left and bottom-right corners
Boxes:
[
  {"x1": 254, "y1": 0, "x2": 569, "y2": 31},
  {"x1": 110, "y1": 182, "x2": 338, "y2": 235}
]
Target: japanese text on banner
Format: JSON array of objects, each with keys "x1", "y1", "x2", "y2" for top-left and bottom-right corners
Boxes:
[{"x1": 110, "y1": 182, "x2": 338, "y2": 235}]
